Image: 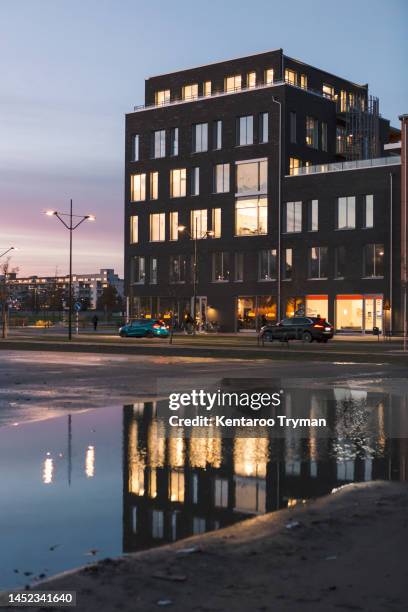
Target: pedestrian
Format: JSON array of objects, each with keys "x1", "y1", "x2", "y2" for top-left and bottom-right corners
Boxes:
[{"x1": 92, "y1": 314, "x2": 99, "y2": 331}]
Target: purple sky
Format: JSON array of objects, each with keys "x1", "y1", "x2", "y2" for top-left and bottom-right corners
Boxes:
[{"x1": 1, "y1": 0, "x2": 407, "y2": 277}]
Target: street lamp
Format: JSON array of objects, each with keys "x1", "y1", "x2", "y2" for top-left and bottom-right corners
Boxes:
[
  {"x1": 0, "y1": 247, "x2": 17, "y2": 258},
  {"x1": 178, "y1": 222, "x2": 214, "y2": 331},
  {"x1": 44, "y1": 199, "x2": 95, "y2": 340}
]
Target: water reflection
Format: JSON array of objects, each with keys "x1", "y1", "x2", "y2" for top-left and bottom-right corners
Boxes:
[{"x1": 0, "y1": 387, "x2": 407, "y2": 589}]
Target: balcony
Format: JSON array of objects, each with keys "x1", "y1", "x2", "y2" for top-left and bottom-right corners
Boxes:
[{"x1": 286, "y1": 156, "x2": 401, "y2": 177}]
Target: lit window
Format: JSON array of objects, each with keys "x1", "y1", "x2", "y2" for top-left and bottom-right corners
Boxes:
[
  {"x1": 132, "y1": 135, "x2": 139, "y2": 161},
  {"x1": 153, "y1": 130, "x2": 166, "y2": 158},
  {"x1": 130, "y1": 216, "x2": 138, "y2": 243},
  {"x1": 150, "y1": 171, "x2": 158, "y2": 200},
  {"x1": 264, "y1": 68, "x2": 274, "y2": 84},
  {"x1": 212, "y1": 208, "x2": 221, "y2": 238},
  {"x1": 131, "y1": 173, "x2": 146, "y2": 201},
  {"x1": 170, "y1": 168, "x2": 186, "y2": 198},
  {"x1": 212, "y1": 252, "x2": 230, "y2": 282},
  {"x1": 363, "y1": 244, "x2": 384, "y2": 277},
  {"x1": 283, "y1": 249, "x2": 293, "y2": 280},
  {"x1": 225, "y1": 74, "x2": 241, "y2": 92},
  {"x1": 150, "y1": 213, "x2": 166, "y2": 242},
  {"x1": 155, "y1": 90, "x2": 170, "y2": 105},
  {"x1": 235, "y1": 197, "x2": 267, "y2": 236},
  {"x1": 259, "y1": 250, "x2": 277, "y2": 280},
  {"x1": 364, "y1": 195, "x2": 374, "y2": 228},
  {"x1": 340, "y1": 90, "x2": 347, "y2": 112},
  {"x1": 169, "y1": 212, "x2": 179, "y2": 241},
  {"x1": 192, "y1": 123, "x2": 208, "y2": 153},
  {"x1": 337, "y1": 196, "x2": 356, "y2": 229},
  {"x1": 308, "y1": 200, "x2": 318, "y2": 231},
  {"x1": 289, "y1": 157, "x2": 301, "y2": 176},
  {"x1": 322, "y1": 84, "x2": 334, "y2": 99},
  {"x1": 183, "y1": 83, "x2": 198, "y2": 100},
  {"x1": 306, "y1": 117, "x2": 318, "y2": 148},
  {"x1": 237, "y1": 116, "x2": 253, "y2": 146},
  {"x1": 214, "y1": 164, "x2": 230, "y2": 193},
  {"x1": 300, "y1": 74, "x2": 308, "y2": 89},
  {"x1": 259, "y1": 112, "x2": 268, "y2": 143},
  {"x1": 131, "y1": 256, "x2": 145, "y2": 284},
  {"x1": 191, "y1": 167, "x2": 200, "y2": 196},
  {"x1": 309, "y1": 247, "x2": 328, "y2": 278},
  {"x1": 247, "y1": 71, "x2": 256, "y2": 88},
  {"x1": 170, "y1": 128, "x2": 179, "y2": 156},
  {"x1": 149, "y1": 257, "x2": 158, "y2": 285},
  {"x1": 191, "y1": 209, "x2": 207, "y2": 238},
  {"x1": 285, "y1": 69, "x2": 297, "y2": 85},
  {"x1": 285, "y1": 201, "x2": 302, "y2": 233},
  {"x1": 213, "y1": 120, "x2": 222, "y2": 150},
  {"x1": 236, "y1": 160, "x2": 267, "y2": 194},
  {"x1": 203, "y1": 80, "x2": 212, "y2": 96}
]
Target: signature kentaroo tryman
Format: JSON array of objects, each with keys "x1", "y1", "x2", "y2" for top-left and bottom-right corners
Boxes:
[{"x1": 168, "y1": 414, "x2": 327, "y2": 429}]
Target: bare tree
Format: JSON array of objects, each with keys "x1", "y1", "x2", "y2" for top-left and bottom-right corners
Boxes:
[{"x1": 0, "y1": 258, "x2": 19, "y2": 338}]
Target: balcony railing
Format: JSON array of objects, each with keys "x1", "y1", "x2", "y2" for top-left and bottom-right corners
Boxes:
[{"x1": 287, "y1": 156, "x2": 401, "y2": 177}]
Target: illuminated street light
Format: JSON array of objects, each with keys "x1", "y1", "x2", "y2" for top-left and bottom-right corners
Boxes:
[{"x1": 44, "y1": 199, "x2": 95, "y2": 340}]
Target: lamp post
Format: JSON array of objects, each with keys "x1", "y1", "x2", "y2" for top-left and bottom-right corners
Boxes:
[
  {"x1": 45, "y1": 200, "x2": 95, "y2": 340},
  {"x1": 0, "y1": 246, "x2": 17, "y2": 259},
  {"x1": 178, "y1": 222, "x2": 214, "y2": 332}
]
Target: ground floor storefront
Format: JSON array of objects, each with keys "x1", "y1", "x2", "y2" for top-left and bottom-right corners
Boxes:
[{"x1": 129, "y1": 292, "x2": 390, "y2": 334}]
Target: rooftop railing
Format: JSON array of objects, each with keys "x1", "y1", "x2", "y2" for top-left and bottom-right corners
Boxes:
[{"x1": 287, "y1": 156, "x2": 401, "y2": 177}]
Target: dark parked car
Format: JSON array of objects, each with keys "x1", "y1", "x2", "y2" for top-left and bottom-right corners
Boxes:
[{"x1": 260, "y1": 317, "x2": 334, "y2": 343}]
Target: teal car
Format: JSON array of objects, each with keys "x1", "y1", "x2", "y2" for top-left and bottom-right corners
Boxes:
[{"x1": 119, "y1": 318, "x2": 169, "y2": 338}]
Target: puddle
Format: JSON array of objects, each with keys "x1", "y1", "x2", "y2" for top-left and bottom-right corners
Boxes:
[{"x1": 0, "y1": 389, "x2": 406, "y2": 589}]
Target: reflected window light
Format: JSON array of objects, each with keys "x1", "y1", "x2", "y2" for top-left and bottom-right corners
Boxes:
[
  {"x1": 149, "y1": 468, "x2": 157, "y2": 498},
  {"x1": 128, "y1": 420, "x2": 145, "y2": 495},
  {"x1": 214, "y1": 478, "x2": 228, "y2": 508},
  {"x1": 168, "y1": 428, "x2": 185, "y2": 467},
  {"x1": 42, "y1": 454, "x2": 54, "y2": 484},
  {"x1": 131, "y1": 506, "x2": 137, "y2": 534},
  {"x1": 152, "y1": 510, "x2": 164, "y2": 539},
  {"x1": 193, "y1": 517, "x2": 206, "y2": 534},
  {"x1": 85, "y1": 445, "x2": 95, "y2": 478},
  {"x1": 169, "y1": 469, "x2": 185, "y2": 502},
  {"x1": 234, "y1": 437, "x2": 268, "y2": 478},
  {"x1": 148, "y1": 419, "x2": 166, "y2": 468},
  {"x1": 171, "y1": 511, "x2": 178, "y2": 541}
]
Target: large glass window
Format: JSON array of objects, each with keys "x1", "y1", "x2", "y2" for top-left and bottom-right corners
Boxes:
[
  {"x1": 170, "y1": 168, "x2": 186, "y2": 198},
  {"x1": 300, "y1": 74, "x2": 308, "y2": 89},
  {"x1": 236, "y1": 160, "x2": 267, "y2": 194},
  {"x1": 131, "y1": 256, "x2": 145, "y2": 284},
  {"x1": 153, "y1": 130, "x2": 166, "y2": 158},
  {"x1": 150, "y1": 171, "x2": 158, "y2": 200},
  {"x1": 259, "y1": 112, "x2": 268, "y2": 143},
  {"x1": 306, "y1": 296, "x2": 328, "y2": 320},
  {"x1": 130, "y1": 216, "x2": 138, "y2": 243},
  {"x1": 337, "y1": 196, "x2": 356, "y2": 229},
  {"x1": 364, "y1": 195, "x2": 374, "y2": 228},
  {"x1": 191, "y1": 167, "x2": 200, "y2": 196},
  {"x1": 234, "y1": 253, "x2": 244, "y2": 281},
  {"x1": 237, "y1": 116, "x2": 253, "y2": 146},
  {"x1": 285, "y1": 201, "x2": 302, "y2": 233},
  {"x1": 150, "y1": 213, "x2": 165, "y2": 242},
  {"x1": 155, "y1": 90, "x2": 170, "y2": 105},
  {"x1": 225, "y1": 75, "x2": 241, "y2": 92},
  {"x1": 336, "y1": 296, "x2": 363, "y2": 331},
  {"x1": 335, "y1": 246, "x2": 346, "y2": 278},
  {"x1": 322, "y1": 84, "x2": 334, "y2": 99},
  {"x1": 182, "y1": 83, "x2": 198, "y2": 100},
  {"x1": 212, "y1": 252, "x2": 230, "y2": 282},
  {"x1": 283, "y1": 249, "x2": 293, "y2": 280},
  {"x1": 203, "y1": 80, "x2": 212, "y2": 96},
  {"x1": 149, "y1": 257, "x2": 158, "y2": 285},
  {"x1": 309, "y1": 247, "x2": 328, "y2": 278},
  {"x1": 170, "y1": 128, "x2": 179, "y2": 156},
  {"x1": 308, "y1": 200, "x2": 318, "y2": 231},
  {"x1": 259, "y1": 250, "x2": 277, "y2": 280},
  {"x1": 192, "y1": 123, "x2": 208, "y2": 153},
  {"x1": 169, "y1": 255, "x2": 187, "y2": 283},
  {"x1": 363, "y1": 244, "x2": 384, "y2": 277},
  {"x1": 191, "y1": 209, "x2": 207, "y2": 238},
  {"x1": 212, "y1": 208, "x2": 221, "y2": 238},
  {"x1": 306, "y1": 117, "x2": 318, "y2": 148},
  {"x1": 289, "y1": 157, "x2": 301, "y2": 176},
  {"x1": 169, "y1": 211, "x2": 179, "y2": 241},
  {"x1": 132, "y1": 135, "x2": 139, "y2": 161},
  {"x1": 285, "y1": 69, "x2": 297, "y2": 85},
  {"x1": 131, "y1": 173, "x2": 146, "y2": 201},
  {"x1": 235, "y1": 197, "x2": 267, "y2": 236},
  {"x1": 264, "y1": 68, "x2": 274, "y2": 84},
  {"x1": 213, "y1": 120, "x2": 222, "y2": 150},
  {"x1": 214, "y1": 163, "x2": 230, "y2": 193},
  {"x1": 247, "y1": 71, "x2": 256, "y2": 88}
]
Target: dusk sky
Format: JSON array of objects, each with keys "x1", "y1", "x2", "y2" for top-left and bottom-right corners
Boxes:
[{"x1": 1, "y1": 0, "x2": 407, "y2": 277}]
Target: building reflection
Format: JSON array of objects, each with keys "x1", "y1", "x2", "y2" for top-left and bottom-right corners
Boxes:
[{"x1": 122, "y1": 389, "x2": 408, "y2": 554}]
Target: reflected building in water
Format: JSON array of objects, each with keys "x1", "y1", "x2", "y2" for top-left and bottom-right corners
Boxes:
[{"x1": 122, "y1": 389, "x2": 408, "y2": 553}]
